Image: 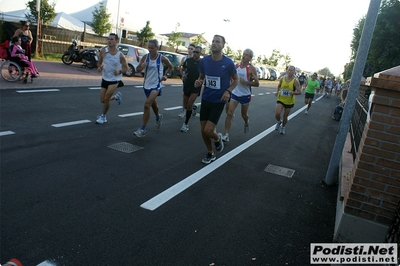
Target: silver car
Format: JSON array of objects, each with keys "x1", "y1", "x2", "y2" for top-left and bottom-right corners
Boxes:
[
  {"x1": 117, "y1": 44, "x2": 149, "y2": 77},
  {"x1": 259, "y1": 66, "x2": 270, "y2": 80}
]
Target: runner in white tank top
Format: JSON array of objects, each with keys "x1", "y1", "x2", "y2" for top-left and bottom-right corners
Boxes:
[
  {"x1": 221, "y1": 48, "x2": 259, "y2": 142},
  {"x1": 95, "y1": 33, "x2": 128, "y2": 125},
  {"x1": 133, "y1": 39, "x2": 173, "y2": 137},
  {"x1": 232, "y1": 66, "x2": 252, "y2": 97}
]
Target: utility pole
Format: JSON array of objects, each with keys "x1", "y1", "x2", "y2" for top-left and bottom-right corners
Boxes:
[
  {"x1": 324, "y1": 0, "x2": 381, "y2": 185},
  {"x1": 116, "y1": 0, "x2": 120, "y2": 35},
  {"x1": 35, "y1": 0, "x2": 40, "y2": 57}
]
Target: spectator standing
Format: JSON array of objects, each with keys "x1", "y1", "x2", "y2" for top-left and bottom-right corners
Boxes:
[
  {"x1": 13, "y1": 21, "x2": 33, "y2": 60},
  {"x1": 194, "y1": 35, "x2": 239, "y2": 164},
  {"x1": 133, "y1": 39, "x2": 173, "y2": 137}
]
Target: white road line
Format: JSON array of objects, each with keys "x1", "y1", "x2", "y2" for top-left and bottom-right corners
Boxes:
[
  {"x1": 51, "y1": 120, "x2": 91, "y2": 128},
  {"x1": 164, "y1": 106, "x2": 182, "y2": 111},
  {"x1": 89, "y1": 87, "x2": 101, "y2": 90},
  {"x1": 17, "y1": 89, "x2": 60, "y2": 93},
  {"x1": 258, "y1": 93, "x2": 264, "y2": 95},
  {"x1": 0, "y1": 131, "x2": 15, "y2": 136},
  {"x1": 170, "y1": 85, "x2": 182, "y2": 87},
  {"x1": 140, "y1": 103, "x2": 310, "y2": 211},
  {"x1": 118, "y1": 112, "x2": 144, "y2": 117},
  {"x1": 134, "y1": 85, "x2": 143, "y2": 88}
]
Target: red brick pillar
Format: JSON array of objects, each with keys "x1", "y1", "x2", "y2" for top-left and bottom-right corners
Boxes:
[{"x1": 335, "y1": 66, "x2": 400, "y2": 242}]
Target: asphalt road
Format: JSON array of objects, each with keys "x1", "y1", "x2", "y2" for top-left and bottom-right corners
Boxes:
[{"x1": 1, "y1": 79, "x2": 340, "y2": 265}]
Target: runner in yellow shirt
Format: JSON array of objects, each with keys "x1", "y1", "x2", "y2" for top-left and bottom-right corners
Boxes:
[{"x1": 274, "y1": 65, "x2": 301, "y2": 135}]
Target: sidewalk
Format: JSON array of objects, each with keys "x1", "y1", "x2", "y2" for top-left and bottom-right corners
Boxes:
[{"x1": 0, "y1": 60, "x2": 168, "y2": 90}]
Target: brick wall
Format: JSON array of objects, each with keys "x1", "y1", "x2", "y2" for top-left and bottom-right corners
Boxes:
[{"x1": 344, "y1": 66, "x2": 400, "y2": 226}]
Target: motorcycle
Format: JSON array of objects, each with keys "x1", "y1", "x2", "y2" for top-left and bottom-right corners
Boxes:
[{"x1": 61, "y1": 39, "x2": 98, "y2": 69}]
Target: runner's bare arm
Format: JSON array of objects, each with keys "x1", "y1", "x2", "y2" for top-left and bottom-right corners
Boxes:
[{"x1": 248, "y1": 65, "x2": 260, "y2": 87}]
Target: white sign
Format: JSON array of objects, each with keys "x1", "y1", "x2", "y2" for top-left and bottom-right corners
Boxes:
[{"x1": 310, "y1": 243, "x2": 398, "y2": 264}]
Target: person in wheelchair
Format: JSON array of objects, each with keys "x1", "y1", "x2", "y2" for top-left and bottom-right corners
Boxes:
[{"x1": 10, "y1": 36, "x2": 39, "y2": 78}]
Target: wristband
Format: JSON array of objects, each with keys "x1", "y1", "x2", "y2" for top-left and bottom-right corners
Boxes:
[{"x1": 226, "y1": 90, "x2": 232, "y2": 95}]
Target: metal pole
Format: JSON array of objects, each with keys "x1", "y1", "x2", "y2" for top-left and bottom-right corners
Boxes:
[
  {"x1": 116, "y1": 0, "x2": 120, "y2": 34},
  {"x1": 324, "y1": 0, "x2": 381, "y2": 185}
]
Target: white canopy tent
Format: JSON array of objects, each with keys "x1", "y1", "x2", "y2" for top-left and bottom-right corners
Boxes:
[
  {"x1": 50, "y1": 12, "x2": 95, "y2": 34},
  {"x1": 0, "y1": 9, "x2": 28, "y2": 23},
  {"x1": 1, "y1": 10, "x2": 95, "y2": 34}
]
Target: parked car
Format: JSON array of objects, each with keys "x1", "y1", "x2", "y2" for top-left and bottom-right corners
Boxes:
[
  {"x1": 259, "y1": 66, "x2": 270, "y2": 80},
  {"x1": 254, "y1": 66, "x2": 263, "y2": 80},
  {"x1": 268, "y1": 68, "x2": 278, "y2": 81},
  {"x1": 158, "y1": 51, "x2": 186, "y2": 78},
  {"x1": 117, "y1": 44, "x2": 149, "y2": 77}
]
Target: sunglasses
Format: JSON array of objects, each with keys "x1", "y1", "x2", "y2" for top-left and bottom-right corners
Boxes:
[{"x1": 193, "y1": 51, "x2": 200, "y2": 54}]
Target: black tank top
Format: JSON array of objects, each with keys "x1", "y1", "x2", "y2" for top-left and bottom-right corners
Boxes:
[{"x1": 19, "y1": 31, "x2": 30, "y2": 43}]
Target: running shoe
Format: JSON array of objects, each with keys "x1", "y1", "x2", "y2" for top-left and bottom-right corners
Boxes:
[
  {"x1": 115, "y1": 91, "x2": 122, "y2": 105},
  {"x1": 201, "y1": 153, "x2": 216, "y2": 164},
  {"x1": 133, "y1": 128, "x2": 146, "y2": 137},
  {"x1": 280, "y1": 126, "x2": 285, "y2": 135},
  {"x1": 305, "y1": 109, "x2": 308, "y2": 115},
  {"x1": 96, "y1": 115, "x2": 107, "y2": 124},
  {"x1": 180, "y1": 123, "x2": 189, "y2": 132},
  {"x1": 275, "y1": 120, "x2": 282, "y2": 131},
  {"x1": 215, "y1": 133, "x2": 224, "y2": 152},
  {"x1": 221, "y1": 133, "x2": 230, "y2": 142},
  {"x1": 244, "y1": 123, "x2": 249, "y2": 133},
  {"x1": 156, "y1": 114, "x2": 163, "y2": 129},
  {"x1": 192, "y1": 104, "x2": 198, "y2": 116},
  {"x1": 178, "y1": 109, "x2": 186, "y2": 118}
]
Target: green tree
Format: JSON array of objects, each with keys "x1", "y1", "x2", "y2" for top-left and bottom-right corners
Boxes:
[
  {"x1": 345, "y1": 0, "x2": 400, "y2": 77},
  {"x1": 223, "y1": 45, "x2": 235, "y2": 59},
  {"x1": 136, "y1": 21, "x2": 155, "y2": 47},
  {"x1": 256, "y1": 55, "x2": 262, "y2": 64},
  {"x1": 26, "y1": 0, "x2": 56, "y2": 25},
  {"x1": 166, "y1": 23, "x2": 182, "y2": 52},
  {"x1": 282, "y1": 54, "x2": 292, "y2": 69},
  {"x1": 343, "y1": 61, "x2": 354, "y2": 81},
  {"x1": 92, "y1": 1, "x2": 112, "y2": 36},
  {"x1": 234, "y1": 49, "x2": 243, "y2": 62},
  {"x1": 317, "y1": 67, "x2": 333, "y2": 77},
  {"x1": 266, "y1": 49, "x2": 282, "y2": 67},
  {"x1": 192, "y1": 33, "x2": 205, "y2": 46},
  {"x1": 261, "y1": 55, "x2": 268, "y2": 65}
]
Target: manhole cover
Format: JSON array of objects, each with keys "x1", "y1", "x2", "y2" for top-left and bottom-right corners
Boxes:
[
  {"x1": 264, "y1": 164, "x2": 295, "y2": 178},
  {"x1": 108, "y1": 142, "x2": 143, "y2": 153}
]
